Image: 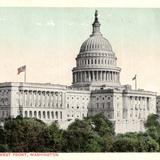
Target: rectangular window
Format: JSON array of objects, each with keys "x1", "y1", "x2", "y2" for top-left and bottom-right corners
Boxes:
[{"x1": 97, "y1": 103, "x2": 99, "y2": 108}]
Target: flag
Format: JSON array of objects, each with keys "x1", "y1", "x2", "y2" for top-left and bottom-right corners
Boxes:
[
  {"x1": 17, "y1": 65, "x2": 26, "y2": 75},
  {"x1": 132, "y1": 74, "x2": 137, "y2": 81}
]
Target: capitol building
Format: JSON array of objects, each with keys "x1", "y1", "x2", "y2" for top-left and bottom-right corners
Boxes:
[{"x1": 0, "y1": 11, "x2": 157, "y2": 133}]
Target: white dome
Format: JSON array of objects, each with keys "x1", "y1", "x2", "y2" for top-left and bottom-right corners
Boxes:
[{"x1": 80, "y1": 35, "x2": 112, "y2": 53}]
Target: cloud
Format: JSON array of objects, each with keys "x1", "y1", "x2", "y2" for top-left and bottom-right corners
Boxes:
[{"x1": 35, "y1": 19, "x2": 55, "y2": 27}]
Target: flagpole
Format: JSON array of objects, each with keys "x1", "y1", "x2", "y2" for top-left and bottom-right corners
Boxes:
[
  {"x1": 24, "y1": 68, "x2": 26, "y2": 83},
  {"x1": 135, "y1": 74, "x2": 137, "y2": 90},
  {"x1": 135, "y1": 77, "x2": 137, "y2": 90}
]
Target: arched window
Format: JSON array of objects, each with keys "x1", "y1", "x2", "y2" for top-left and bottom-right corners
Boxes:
[
  {"x1": 38, "y1": 111, "x2": 41, "y2": 119},
  {"x1": 51, "y1": 111, "x2": 54, "y2": 119},
  {"x1": 95, "y1": 59, "x2": 97, "y2": 64},
  {"x1": 60, "y1": 111, "x2": 62, "y2": 119},
  {"x1": 29, "y1": 111, "x2": 32, "y2": 117},
  {"x1": 43, "y1": 111, "x2": 46, "y2": 119},
  {"x1": 34, "y1": 111, "x2": 37, "y2": 118},
  {"x1": 47, "y1": 111, "x2": 50, "y2": 119},
  {"x1": 55, "y1": 111, "x2": 58, "y2": 119},
  {"x1": 25, "y1": 111, "x2": 28, "y2": 117}
]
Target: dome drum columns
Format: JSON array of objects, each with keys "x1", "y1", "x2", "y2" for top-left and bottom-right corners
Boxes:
[{"x1": 72, "y1": 70, "x2": 120, "y2": 85}]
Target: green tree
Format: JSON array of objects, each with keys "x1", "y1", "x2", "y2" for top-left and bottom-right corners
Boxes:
[
  {"x1": 62, "y1": 114, "x2": 115, "y2": 152},
  {"x1": 112, "y1": 132, "x2": 159, "y2": 152},
  {"x1": 4, "y1": 116, "x2": 46, "y2": 152},
  {"x1": 86, "y1": 114, "x2": 115, "y2": 151},
  {"x1": 62, "y1": 119, "x2": 103, "y2": 152},
  {"x1": 145, "y1": 114, "x2": 160, "y2": 141},
  {"x1": 0, "y1": 125, "x2": 8, "y2": 151},
  {"x1": 112, "y1": 133, "x2": 139, "y2": 152},
  {"x1": 38, "y1": 122, "x2": 63, "y2": 152},
  {"x1": 87, "y1": 114, "x2": 115, "y2": 137},
  {"x1": 137, "y1": 133, "x2": 159, "y2": 152}
]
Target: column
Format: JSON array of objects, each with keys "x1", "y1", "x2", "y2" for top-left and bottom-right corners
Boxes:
[
  {"x1": 116, "y1": 72, "x2": 118, "y2": 82},
  {"x1": 90, "y1": 71, "x2": 92, "y2": 81},
  {"x1": 76, "y1": 72, "x2": 78, "y2": 82},
  {"x1": 78, "y1": 72, "x2": 80, "y2": 82},
  {"x1": 102, "y1": 71, "x2": 103, "y2": 81},
  {"x1": 108, "y1": 72, "x2": 110, "y2": 81},
  {"x1": 61, "y1": 92, "x2": 64, "y2": 109},
  {"x1": 81, "y1": 71, "x2": 83, "y2": 82},
  {"x1": 84, "y1": 71, "x2": 86, "y2": 82},
  {"x1": 110, "y1": 72, "x2": 112, "y2": 81},
  {"x1": 38, "y1": 91, "x2": 41, "y2": 107},
  {"x1": 23, "y1": 90, "x2": 25, "y2": 107},
  {"x1": 79, "y1": 72, "x2": 81, "y2": 82},
  {"x1": 72, "y1": 73, "x2": 74, "y2": 83},
  {"x1": 95, "y1": 71, "x2": 98, "y2": 81},
  {"x1": 33, "y1": 91, "x2": 36, "y2": 107},
  {"x1": 42, "y1": 91, "x2": 45, "y2": 107},
  {"x1": 92, "y1": 71, "x2": 95, "y2": 81},
  {"x1": 95, "y1": 71, "x2": 97, "y2": 81},
  {"x1": 118, "y1": 73, "x2": 120, "y2": 82},
  {"x1": 75, "y1": 72, "x2": 77, "y2": 83},
  {"x1": 48, "y1": 92, "x2": 51, "y2": 107},
  {"x1": 74, "y1": 72, "x2": 76, "y2": 83},
  {"x1": 53, "y1": 92, "x2": 55, "y2": 108},
  {"x1": 50, "y1": 92, "x2": 53, "y2": 107},
  {"x1": 98, "y1": 71, "x2": 100, "y2": 81},
  {"x1": 100, "y1": 71, "x2": 102, "y2": 81},
  {"x1": 103, "y1": 71, "x2": 105, "y2": 81},
  {"x1": 114, "y1": 72, "x2": 116, "y2": 82},
  {"x1": 82, "y1": 71, "x2": 84, "y2": 82},
  {"x1": 112, "y1": 72, "x2": 115, "y2": 82},
  {"x1": 45, "y1": 92, "x2": 49, "y2": 107},
  {"x1": 112, "y1": 72, "x2": 114, "y2": 82},
  {"x1": 81, "y1": 72, "x2": 83, "y2": 82},
  {"x1": 83, "y1": 71, "x2": 86, "y2": 82},
  {"x1": 106, "y1": 71, "x2": 108, "y2": 81},
  {"x1": 111, "y1": 72, "x2": 112, "y2": 81},
  {"x1": 88, "y1": 71, "x2": 90, "y2": 81},
  {"x1": 19, "y1": 91, "x2": 22, "y2": 106}
]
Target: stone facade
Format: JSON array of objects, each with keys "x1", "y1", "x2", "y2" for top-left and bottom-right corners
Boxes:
[
  {"x1": 0, "y1": 82, "x2": 90, "y2": 128},
  {"x1": 156, "y1": 96, "x2": 160, "y2": 116},
  {"x1": 0, "y1": 11, "x2": 157, "y2": 133}
]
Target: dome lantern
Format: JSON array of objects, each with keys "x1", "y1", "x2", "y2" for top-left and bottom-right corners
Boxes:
[{"x1": 91, "y1": 10, "x2": 102, "y2": 36}]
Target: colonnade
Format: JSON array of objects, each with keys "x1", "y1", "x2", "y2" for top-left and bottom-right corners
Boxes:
[
  {"x1": 123, "y1": 96, "x2": 151, "y2": 120},
  {"x1": 24, "y1": 110, "x2": 63, "y2": 120},
  {"x1": 73, "y1": 70, "x2": 120, "y2": 83},
  {"x1": 19, "y1": 90, "x2": 65, "y2": 108}
]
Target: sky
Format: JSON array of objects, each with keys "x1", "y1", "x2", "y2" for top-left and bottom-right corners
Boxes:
[{"x1": 0, "y1": 8, "x2": 160, "y2": 94}]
